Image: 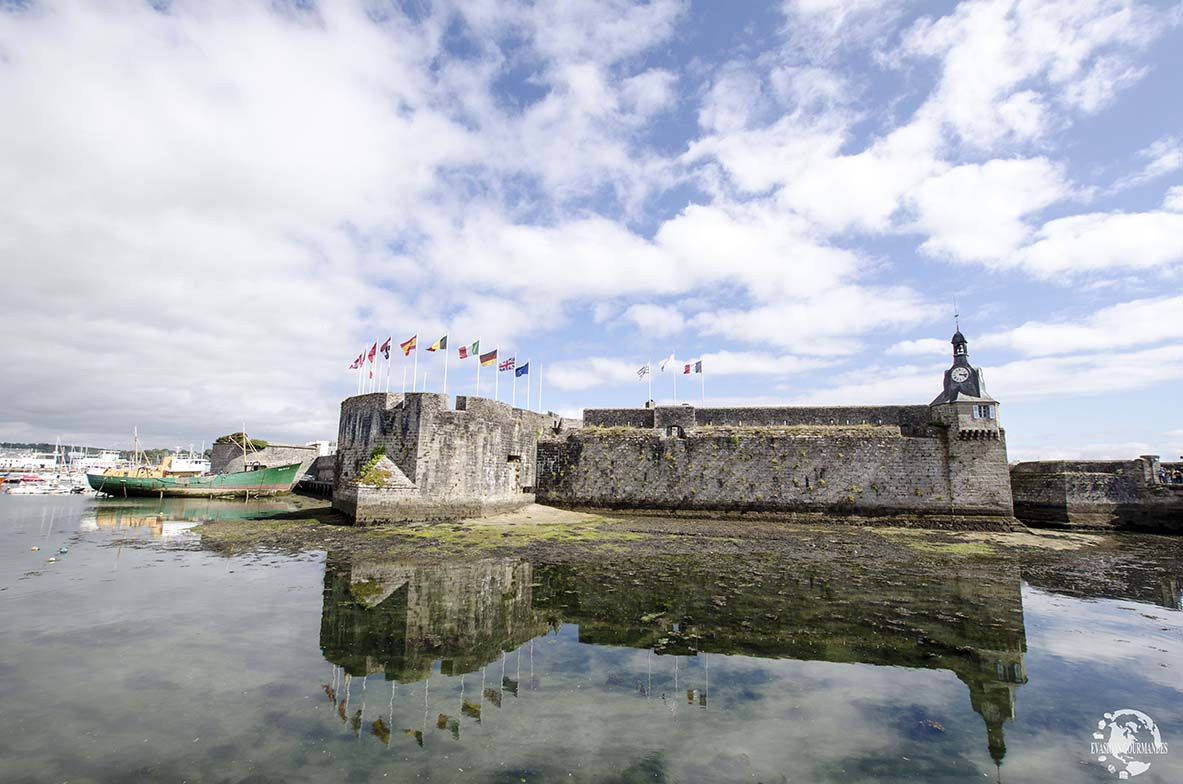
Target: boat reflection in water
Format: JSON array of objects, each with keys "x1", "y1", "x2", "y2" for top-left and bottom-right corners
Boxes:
[
  {"x1": 79, "y1": 498, "x2": 299, "y2": 538},
  {"x1": 317, "y1": 550, "x2": 1029, "y2": 773}
]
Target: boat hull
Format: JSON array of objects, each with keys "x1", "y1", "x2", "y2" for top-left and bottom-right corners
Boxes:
[{"x1": 87, "y1": 463, "x2": 302, "y2": 498}]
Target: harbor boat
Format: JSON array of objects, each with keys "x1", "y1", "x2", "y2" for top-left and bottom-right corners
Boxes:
[{"x1": 87, "y1": 462, "x2": 301, "y2": 498}]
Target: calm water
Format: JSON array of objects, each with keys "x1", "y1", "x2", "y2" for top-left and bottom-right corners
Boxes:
[{"x1": 1, "y1": 496, "x2": 1180, "y2": 783}]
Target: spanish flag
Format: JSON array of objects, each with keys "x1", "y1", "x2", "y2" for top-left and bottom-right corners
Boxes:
[
  {"x1": 400, "y1": 335, "x2": 417, "y2": 356},
  {"x1": 426, "y1": 335, "x2": 448, "y2": 352},
  {"x1": 479, "y1": 349, "x2": 498, "y2": 366}
]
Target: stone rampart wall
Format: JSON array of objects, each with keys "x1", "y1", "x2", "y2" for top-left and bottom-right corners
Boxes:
[
  {"x1": 1010, "y1": 457, "x2": 1182, "y2": 531},
  {"x1": 537, "y1": 421, "x2": 1014, "y2": 524}
]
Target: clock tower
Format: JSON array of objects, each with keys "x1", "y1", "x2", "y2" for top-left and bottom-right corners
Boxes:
[{"x1": 934, "y1": 329, "x2": 986, "y2": 403}]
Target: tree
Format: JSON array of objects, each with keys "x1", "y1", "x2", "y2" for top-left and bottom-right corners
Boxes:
[{"x1": 213, "y1": 432, "x2": 269, "y2": 451}]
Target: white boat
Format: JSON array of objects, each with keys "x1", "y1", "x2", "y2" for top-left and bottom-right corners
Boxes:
[{"x1": 70, "y1": 449, "x2": 128, "y2": 474}]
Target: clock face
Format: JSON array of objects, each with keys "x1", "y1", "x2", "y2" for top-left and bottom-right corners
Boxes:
[{"x1": 950, "y1": 367, "x2": 971, "y2": 384}]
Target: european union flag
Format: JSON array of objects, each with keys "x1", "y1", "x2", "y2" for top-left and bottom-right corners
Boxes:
[{"x1": 515, "y1": 362, "x2": 529, "y2": 377}]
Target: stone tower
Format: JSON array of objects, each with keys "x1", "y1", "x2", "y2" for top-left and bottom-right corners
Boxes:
[{"x1": 928, "y1": 329, "x2": 1015, "y2": 517}]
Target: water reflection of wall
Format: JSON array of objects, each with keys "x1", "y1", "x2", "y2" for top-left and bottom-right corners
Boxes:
[
  {"x1": 319, "y1": 556, "x2": 548, "y2": 684},
  {"x1": 529, "y1": 560, "x2": 1027, "y2": 765},
  {"x1": 318, "y1": 552, "x2": 1027, "y2": 765}
]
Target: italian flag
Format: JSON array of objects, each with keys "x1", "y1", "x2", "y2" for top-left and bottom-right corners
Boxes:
[{"x1": 458, "y1": 340, "x2": 479, "y2": 359}]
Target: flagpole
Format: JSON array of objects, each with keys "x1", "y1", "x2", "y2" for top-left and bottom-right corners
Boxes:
[
  {"x1": 538, "y1": 362, "x2": 543, "y2": 414},
  {"x1": 512, "y1": 360, "x2": 517, "y2": 408},
  {"x1": 648, "y1": 359, "x2": 652, "y2": 404},
  {"x1": 412, "y1": 340, "x2": 418, "y2": 394},
  {"x1": 422, "y1": 371, "x2": 427, "y2": 393},
  {"x1": 401, "y1": 365, "x2": 407, "y2": 395},
  {"x1": 476, "y1": 358, "x2": 481, "y2": 397},
  {"x1": 526, "y1": 359, "x2": 531, "y2": 411},
  {"x1": 673, "y1": 353, "x2": 678, "y2": 404},
  {"x1": 386, "y1": 348, "x2": 391, "y2": 393},
  {"x1": 443, "y1": 335, "x2": 449, "y2": 400},
  {"x1": 495, "y1": 362, "x2": 500, "y2": 402},
  {"x1": 701, "y1": 363, "x2": 705, "y2": 404}
]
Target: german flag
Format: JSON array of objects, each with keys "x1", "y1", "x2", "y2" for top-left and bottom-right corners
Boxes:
[
  {"x1": 400, "y1": 335, "x2": 417, "y2": 356},
  {"x1": 479, "y1": 349, "x2": 498, "y2": 366},
  {"x1": 426, "y1": 335, "x2": 448, "y2": 352}
]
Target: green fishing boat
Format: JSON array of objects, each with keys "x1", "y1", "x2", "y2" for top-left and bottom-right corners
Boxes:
[{"x1": 87, "y1": 462, "x2": 302, "y2": 498}]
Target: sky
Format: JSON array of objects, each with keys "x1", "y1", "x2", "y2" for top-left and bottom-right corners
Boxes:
[{"x1": 2, "y1": 0, "x2": 1182, "y2": 460}]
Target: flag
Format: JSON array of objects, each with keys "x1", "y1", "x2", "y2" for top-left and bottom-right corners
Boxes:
[
  {"x1": 683, "y1": 363, "x2": 691, "y2": 374},
  {"x1": 349, "y1": 352, "x2": 364, "y2": 370},
  {"x1": 515, "y1": 362, "x2": 529, "y2": 378},
  {"x1": 659, "y1": 353, "x2": 675, "y2": 371},
  {"x1": 459, "y1": 340, "x2": 479, "y2": 359},
  {"x1": 400, "y1": 335, "x2": 417, "y2": 356},
  {"x1": 499, "y1": 357, "x2": 515, "y2": 372},
  {"x1": 367, "y1": 342, "x2": 377, "y2": 363},
  {"x1": 637, "y1": 364, "x2": 649, "y2": 379},
  {"x1": 479, "y1": 349, "x2": 498, "y2": 366},
  {"x1": 426, "y1": 335, "x2": 448, "y2": 352},
  {"x1": 693, "y1": 360, "x2": 703, "y2": 374},
  {"x1": 379, "y1": 337, "x2": 391, "y2": 360}
]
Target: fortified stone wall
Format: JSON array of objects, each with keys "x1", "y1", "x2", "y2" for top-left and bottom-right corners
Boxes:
[
  {"x1": 584, "y1": 405, "x2": 932, "y2": 435},
  {"x1": 333, "y1": 393, "x2": 555, "y2": 524},
  {"x1": 538, "y1": 402, "x2": 1015, "y2": 526},
  {"x1": 1010, "y1": 456, "x2": 1182, "y2": 531},
  {"x1": 209, "y1": 442, "x2": 319, "y2": 475}
]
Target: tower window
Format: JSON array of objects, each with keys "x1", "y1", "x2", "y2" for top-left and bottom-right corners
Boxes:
[{"x1": 972, "y1": 405, "x2": 994, "y2": 420}]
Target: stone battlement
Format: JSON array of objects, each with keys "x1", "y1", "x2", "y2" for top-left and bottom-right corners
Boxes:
[{"x1": 584, "y1": 404, "x2": 934, "y2": 436}]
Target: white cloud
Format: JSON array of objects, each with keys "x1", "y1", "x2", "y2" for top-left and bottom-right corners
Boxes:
[
  {"x1": 888, "y1": 338, "x2": 950, "y2": 357},
  {"x1": 1014, "y1": 208, "x2": 1183, "y2": 277},
  {"x1": 1165, "y1": 186, "x2": 1183, "y2": 212},
  {"x1": 783, "y1": 0, "x2": 907, "y2": 57},
  {"x1": 698, "y1": 65, "x2": 770, "y2": 134},
  {"x1": 619, "y1": 69, "x2": 679, "y2": 117},
  {"x1": 545, "y1": 349, "x2": 836, "y2": 393},
  {"x1": 900, "y1": 0, "x2": 1166, "y2": 148},
  {"x1": 622, "y1": 304, "x2": 685, "y2": 337},
  {"x1": 698, "y1": 350, "x2": 837, "y2": 376},
  {"x1": 795, "y1": 344, "x2": 1183, "y2": 406},
  {"x1": 546, "y1": 357, "x2": 646, "y2": 391},
  {"x1": 981, "y1": 295, "x2": 1183, "y2": 356},
  {"x1": 693, "y1": 285, "x2": 938, "y2": 356},
  {"x1": 1062, "y1": 55, "x2": 1148, "y2": 113},
  {"x1": 910, "y1": 157, "x2": 1070, "y2": 262},
  {"x1": 1114, "y1": 135, "x2": 1183, "y2": 190}
]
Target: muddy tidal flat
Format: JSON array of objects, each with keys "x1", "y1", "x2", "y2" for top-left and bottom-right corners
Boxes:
[{"x1": 2, "y1": 494, "x2": 1180, "y2": 783}]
